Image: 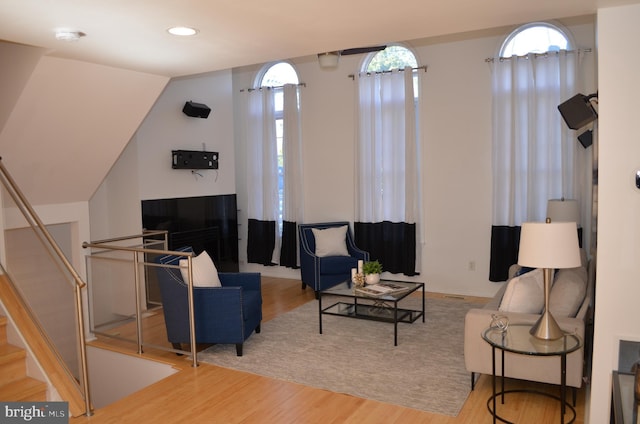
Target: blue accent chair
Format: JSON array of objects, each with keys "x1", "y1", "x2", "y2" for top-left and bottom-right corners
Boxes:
[
  {"x1": 298, "y1": 222, "x2": 369, "y2": 295},
  {"x1": 155, "y1": 247, "x2": 262, "y2": 356}
]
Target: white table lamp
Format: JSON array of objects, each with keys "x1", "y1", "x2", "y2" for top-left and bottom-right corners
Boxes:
[{"x1": 518, "y1": 219, "x2": 581, "y2": 340}]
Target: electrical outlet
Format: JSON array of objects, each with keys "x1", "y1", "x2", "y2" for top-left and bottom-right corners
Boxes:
[{"x1": 468, "y1": 261, "x2": 476, "y2": 271}]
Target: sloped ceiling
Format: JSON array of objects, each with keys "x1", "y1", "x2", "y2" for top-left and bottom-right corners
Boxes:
[
  {"x1": 0, "y1": 43, "x2": 45, "y2": 132},
  {"x1": 0, "y1": 51, "x2": 168, "y2": 206}
]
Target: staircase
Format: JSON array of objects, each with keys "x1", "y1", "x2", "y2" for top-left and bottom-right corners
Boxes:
[{"x1": 0, "y1": 315, "x2": 47, "y2": 401}]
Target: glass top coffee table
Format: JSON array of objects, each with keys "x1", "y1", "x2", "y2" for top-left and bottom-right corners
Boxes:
[{"x1": 318, "y1": 280, "x2": 425, "y2": 346}]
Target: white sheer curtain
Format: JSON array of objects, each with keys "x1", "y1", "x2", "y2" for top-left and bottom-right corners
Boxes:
[
  {"x1": 354, "y1": 67, "x2": 422, "y2": 275},
  {"x1": 244, "y1": 88, "x2": 279, "y2": 263},
  {"x1": 489, "y1": 51, "x2": 587, "y2": 281},
  {"x1": 245, "y1": 88, "x2": 278, "y2": 223},
  {"x1": 492, "y1": 52, "x2": 581, "y2": 227},
  {"x1": 355, "y1": 68, "x2": 420, "y2": 223},
  {"x1": 281, "y1": 84, "x2": 304, "y2": 266},
  {"x1": 243, "y1": 85, "x2": 303, "y2": 267}
]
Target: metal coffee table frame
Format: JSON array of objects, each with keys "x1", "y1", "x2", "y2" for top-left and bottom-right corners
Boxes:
[{"x1": 318, "y1": 280, "x2": 425, "y2": 346}]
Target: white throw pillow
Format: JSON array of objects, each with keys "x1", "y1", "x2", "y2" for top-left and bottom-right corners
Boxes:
[
  {"x1": 549, "y1": 268, "x2": 587, "y2": 318},
  {"x1": 179, "y1": 250, "x2": 221, "y2": 287},
  {"x1": 498, "y1": 268, "x2": 545, "y2": 314},
  {"x1": 312, "y1": 225, "x2": 349, "y2": 257}
]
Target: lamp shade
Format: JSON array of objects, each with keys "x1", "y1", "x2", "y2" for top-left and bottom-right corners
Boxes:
[
  {"x1": 547, "y1": 199, "x2": 580, "y2": 224},
  {"x1": 518, "y1": 221, "x2": 581, "y2": 269}
]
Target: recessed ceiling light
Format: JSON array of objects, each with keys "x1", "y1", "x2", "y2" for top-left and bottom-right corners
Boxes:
[
  {"x1": 167, "y1": 26, "x2": 198, "y2": 36},
  {"x1": 55, "y1": 30, "x2": 86, "y2": 42}
]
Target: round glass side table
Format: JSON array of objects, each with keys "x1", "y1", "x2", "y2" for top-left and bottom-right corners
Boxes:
[{"x1": 482, "y1": 323, "x2": 582, "y2": 424}]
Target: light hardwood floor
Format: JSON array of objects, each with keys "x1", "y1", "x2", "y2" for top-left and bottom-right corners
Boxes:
[{"x1": 71, "y1": 277, "x2": 586, "y2": 423}]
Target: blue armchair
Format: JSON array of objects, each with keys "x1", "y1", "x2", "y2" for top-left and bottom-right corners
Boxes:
[
  {"x1": 155, "y1": 248, "x2": 262, "y2": 356},
  {"x1": 298, "y1": 222, "x2": 369, "y2": 295}
]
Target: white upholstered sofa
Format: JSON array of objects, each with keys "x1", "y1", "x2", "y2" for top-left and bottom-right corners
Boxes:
[{"x1": 464, "y1": 251, "x2": 594, "y2": 391}]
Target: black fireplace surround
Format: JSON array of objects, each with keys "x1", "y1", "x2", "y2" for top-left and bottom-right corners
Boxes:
[{"x1": 141, "y1": 194, "x2": 239, "y2": 272}]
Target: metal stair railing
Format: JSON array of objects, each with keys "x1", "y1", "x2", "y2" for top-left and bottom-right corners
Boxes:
[
  {"x1": 82, "y1": 234, "x2": 200, "y2": 368},
  {"x1": 0, "y1": 157, "x2": 92, "y2": 416}
]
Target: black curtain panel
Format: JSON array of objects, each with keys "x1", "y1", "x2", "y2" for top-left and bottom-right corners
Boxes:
[
  {"x1": 354, "y1": 221, "x2": 417, "y2": 276},
  {"x1": 247, "y1": 219, "x2": 276, "y2": 266},
  {"x1": 489, "y1": 225, "x2": 584, "y2": 282},
  {"x1": 279, "y1": 220, "x2": 299, "y2": 269},
  {"x1": 489, "y1": 225, "x2": 521, "y2": 282},
  {"x1": 577, "y1": 227, "x2": 583, "y2": 250}
]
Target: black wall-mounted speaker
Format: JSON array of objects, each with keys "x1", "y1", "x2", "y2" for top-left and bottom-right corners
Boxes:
[
  {"x1": 172, "y1": 150, "x2": 219, "y2": 169},
  {"x1": 558, "y1": 94, "x2": 598, "y2": 130},
  {"x1": 182, "y1": 101, "x2": 211, "y2": 118},
  {"x1": 578, "y1": 130, "x2": 593, "y2": 149}
]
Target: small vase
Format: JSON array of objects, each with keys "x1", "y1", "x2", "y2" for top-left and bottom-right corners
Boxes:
[{"x1": 365, "y1": 273, "x2": 380, "y2": 285}]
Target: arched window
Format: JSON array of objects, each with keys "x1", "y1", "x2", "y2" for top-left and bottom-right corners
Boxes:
[
  {"x1": 260, "y1": 62, "x2": 299, "y2": 112},
  {"x1": 260, "y1": 62, "x2": 299, "y2": 86},
  {"x1": 365, "y1": 45, "x2": 418, "y2": 73},
  {"x1": 245, "y1": 62, "x2": 303, "y2": 268},
  {"x1": 500, "y1": 22, "x2": 571, "y2": 57},
  {"x1": 364, "y1": 45, "x2": 419, "y2": 99}
]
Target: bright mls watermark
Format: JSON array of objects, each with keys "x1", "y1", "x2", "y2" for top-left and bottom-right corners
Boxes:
[{"x1": 1, "y1": 402, "x2": 68, "y2": 423}]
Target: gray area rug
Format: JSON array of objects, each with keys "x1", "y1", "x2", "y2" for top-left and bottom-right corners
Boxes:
[{"x1": 199, "y1": 295, "x2": 480, "y2": 416}]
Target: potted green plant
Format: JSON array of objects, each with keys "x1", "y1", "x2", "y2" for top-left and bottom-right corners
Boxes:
[{"x1": 362, "y1": 260, "x2": 383, "y2": 284}]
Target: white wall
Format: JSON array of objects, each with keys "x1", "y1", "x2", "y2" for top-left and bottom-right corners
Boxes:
[
  {"x1": 415, "y1": 31, "x2": 495, "y2": 296},
  {"x1": 87, "y1": 345, "x2": 177, "y2": 409},
  {"x1": 90, "y1": 140, "x2": 142, "y2": 240},
  {"x1": 90, "y1": 69, "x2": 237, "y2": 240},
  {"x1": 232, "y1": 17, "x2": 597, "y2": 298},
  {"x1": 589, "y1": 5, "x2": 640, "y2": 423},
  {"x1": 136, "y1": 70, "x2": 236, "y2": 201},
  {"x1": 0, "y1": 54, "x2": 168, "y2": 207}
]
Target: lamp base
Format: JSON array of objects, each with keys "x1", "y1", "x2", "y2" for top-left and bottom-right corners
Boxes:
[{"x1": 530, "y1": 309, "x2": 564, "y2": 340}]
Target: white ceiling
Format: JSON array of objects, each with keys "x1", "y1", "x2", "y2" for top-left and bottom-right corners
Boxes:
[{"x1": 0, "y1": 0, "x2": 637, "y2": 77}]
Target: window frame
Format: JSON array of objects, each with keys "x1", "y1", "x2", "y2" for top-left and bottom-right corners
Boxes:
[
  {"x1": 499, "y1": 21, "x2": 575, "y2": 59},
  {"x1": 362, "y1": 44, "x2": 419, "y2": 73}
]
